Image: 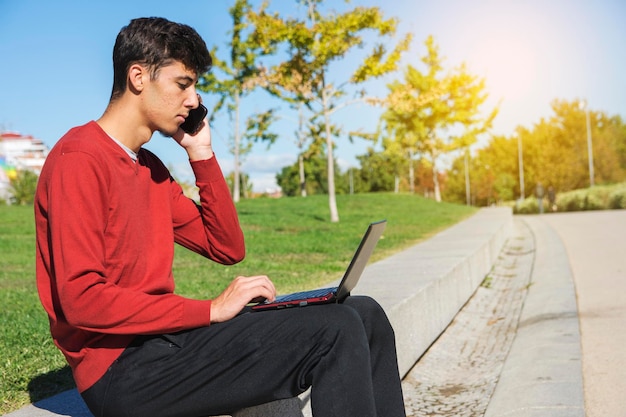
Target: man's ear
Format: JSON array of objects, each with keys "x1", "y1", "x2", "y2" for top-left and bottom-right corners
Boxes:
[{"x1": 128, "y1": 64, "x2": 146, "y2": 93}]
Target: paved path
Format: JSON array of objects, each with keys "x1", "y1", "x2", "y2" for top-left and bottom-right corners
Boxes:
[
  {"x1": 537, "y1": 211, "x2": 626, "y2": 417},
  {"x1": 401, "y1": 210, "x2": 625, "y2": 417},
  {"x1": 484, "y1": 215, "x2": 585, "y2": 417},
  {"x1": 402, "y1": 218, "x2": 535, "y2": 416}
]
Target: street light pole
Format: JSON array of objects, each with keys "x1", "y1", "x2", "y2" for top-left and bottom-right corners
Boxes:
[
  {"x1": 585, "y1": 104, "x2": 595, "y2": 187},
  {"x1": 580, "y1": 99, "x2": 595, "y2": 187},
  {"x1": 464, "y1": 147, "x2": 471, "y2": 206},
  {"x1": 518, "y1": 135, "x2": 525, "y2": 200}
]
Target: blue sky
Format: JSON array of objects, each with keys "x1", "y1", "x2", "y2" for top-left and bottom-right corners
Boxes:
[{"x1": 1, "y1": 0, "x2": 625, "y2": 192}]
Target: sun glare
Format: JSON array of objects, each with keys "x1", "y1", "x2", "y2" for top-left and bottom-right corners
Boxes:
[{"x1": 470, "y1": 36, "x2": 536, "y2": 102}]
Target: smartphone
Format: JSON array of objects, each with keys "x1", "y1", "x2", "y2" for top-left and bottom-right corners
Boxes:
[{"x1": 180, "y1": 103, "x2": 208, "y2": 134}]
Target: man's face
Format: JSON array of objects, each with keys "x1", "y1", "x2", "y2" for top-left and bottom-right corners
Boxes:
[{"x1": 142, "y1": 61, "x2": 200, "y2": 136}]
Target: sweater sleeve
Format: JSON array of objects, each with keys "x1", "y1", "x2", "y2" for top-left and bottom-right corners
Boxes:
[
  {"x1": 46, "y1": 151, "x2": 213, "y2": 335},
  {"x1": 170, "y1": 156, "x2": 245, "y2": 264}
]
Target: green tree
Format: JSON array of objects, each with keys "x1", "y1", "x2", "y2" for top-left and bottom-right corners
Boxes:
[
  {"x1": 198, "y1": 0, "x2": 278, "y2": 203},
  {"x1": 294, "y1": 111, "x2": 337, "y2": 197},
  {"x1": 249, "y1": 0, "x2": 411, "y2": 221},
  {"x1": 380, "y1": 35, "x2": 497, "y2": 202},
  {"x1": 9, "y1": 169, "x2": 38, "y2": 205},
  {"x1": 355, "y1": 146, "x2": 406, "y2": 193},
  {"x1": 276, "y1": 152, "x2": 335, "y2": 197},
  {"x1": 250, "y1": 8, "x2": 319, "y2": 198}
]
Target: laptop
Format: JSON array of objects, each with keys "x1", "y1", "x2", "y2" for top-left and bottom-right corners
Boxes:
[{"x1": 252, "y1": 220, "x2": 386, "y2": 311}]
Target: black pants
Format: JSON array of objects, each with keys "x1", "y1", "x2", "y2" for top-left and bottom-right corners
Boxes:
[{"x1": 81, "y1": 296, "x2": 405, "y2": 417}]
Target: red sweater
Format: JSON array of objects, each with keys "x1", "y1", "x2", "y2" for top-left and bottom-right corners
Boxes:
[{"x1": 34, "y1": 121, "x2": 245, "y2": 392}]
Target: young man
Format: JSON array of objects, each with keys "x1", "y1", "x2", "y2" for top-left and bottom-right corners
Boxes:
[{"x1": 35, "y1": 17, "x2": 405, "y2": 417}]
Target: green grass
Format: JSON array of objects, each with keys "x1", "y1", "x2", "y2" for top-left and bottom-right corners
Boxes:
[{"x1": 0, "y1": 193, "x2": 475, "y2": 413}]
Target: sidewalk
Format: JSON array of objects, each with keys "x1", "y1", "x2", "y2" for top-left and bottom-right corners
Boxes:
[
  {"x1": 484, "y1": 216, "x2": 584, "y2": 417},
  {"x1": 399, "y1": 216, "x2": 584, "y2": 416},
  {"x1": 530, "y1": 211, "x2": 626, "y2": 417},
  {"x1": 402, "y1": 217, "x2": 537, "y2": 415}
]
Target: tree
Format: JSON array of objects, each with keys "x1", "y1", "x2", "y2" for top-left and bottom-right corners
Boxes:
[
  {"x1": 295, "y1": 104, "x2": 310, "y2": 197},
  {"x1": 276, "y1": 152, "x2": 336, "y2": 197},
  {"x1": 355, "y1": 145, "x2": 406, "y2": 193},
  {"x1": 249, "y1": 0, "x2": 411, "y2": 221},
  {"x1": 245, "y1": 6, "x2": 318, "y2": 198},
  {"x1": 444, "y1": 99, "x2": 626, "y2": 206},
  {"x1": 198, "y1": 0, "x2": 278, "y2": 203},
  {"x1": 9, "y1": 169, "x2": 38, "y2": 205},
  {"x1": 293, "y1": 108, "x2": 335, "y2": 197},
  {"x1": 380, "y1": 35, "x2": 497, "y2": 202},
  {"x1": 521, "y1": 100, "x2": 626, "y2": 192}
]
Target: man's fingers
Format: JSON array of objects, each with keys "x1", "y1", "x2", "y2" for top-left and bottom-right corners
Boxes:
[
  {"x1": 232, "y1": 275, "x2": 276, "y2": 302},
  {"x1": 210, "y1": 275, "x2": 276, "y2": 323}
]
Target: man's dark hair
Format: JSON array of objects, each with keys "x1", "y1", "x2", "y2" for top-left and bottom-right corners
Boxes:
[{"x1": 110, "y1": 17, "x2": 212, "y2": 101}]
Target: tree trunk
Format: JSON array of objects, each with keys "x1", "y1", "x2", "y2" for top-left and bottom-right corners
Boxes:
[
  {"x1": 408, "y1": 149, "x2": 415, "y2": 194},
  {"x1": 464, "y1": 147, "x2": 471, "y2": 205},
  {"x1": 297, "y1": 105, "x2": 307, "y2": 197},
  {"x1": 432, "y1": 158, "x2": 441, "y2": 202},
  {"x1": 298, "y1": 153, "x2": 307, "y2": 197},
  {"x1": 323, "y1": 89, "x2": 339, "y2": 222}
]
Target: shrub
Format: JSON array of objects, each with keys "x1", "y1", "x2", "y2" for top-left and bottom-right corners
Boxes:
[
  {"x1": 511, "y1": 182, "x2": 626, "y2": 214},
  {"x1": 608, "y1": 187, "x2": 626, "y2": 209},
  {"x1": 583, "y1": 192, "x2": 604, "y2": 210},
  {"x1": 513, "y1": 196, "x2": 540, "y2": 214},
  {"x1": 557, "y1": 190, "x2": 604, "y2": 212},
  {"x1": 9, "y1": 170, "x2": 39, "y2": 205}
]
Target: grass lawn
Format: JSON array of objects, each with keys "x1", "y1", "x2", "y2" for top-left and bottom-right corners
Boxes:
[{"x1": 0, "y1": 193, "x2": 475, "y2": 413}]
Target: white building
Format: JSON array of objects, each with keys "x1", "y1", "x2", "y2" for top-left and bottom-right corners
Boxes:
[{"x1": 0, "y1": 132, "x2": 49, "y2": 202}]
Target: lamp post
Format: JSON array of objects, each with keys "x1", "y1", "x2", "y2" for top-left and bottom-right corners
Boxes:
[
  {"x1": 579, "y1": 99, "x2": 595, "y2": 187},
  {"x1": 464, "y1": 147, "x2": 471, "y2": 206},
  {"x1": 518, "y1": 135, "x2": 525, "y2": 200}
]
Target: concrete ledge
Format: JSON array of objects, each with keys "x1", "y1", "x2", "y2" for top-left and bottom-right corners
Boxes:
[
  {"x1": 5, "y1": 208, "x2": 513, "y2": 417},
  {"x1": 4, "y1": 389, "x2": 92, "y2": 417},
  {"x1": 356, "y1": 207, "x2": 513, "y2": 376},
  {"x1": 483, "y1": 216, "x2": 585, "y2": 417}
]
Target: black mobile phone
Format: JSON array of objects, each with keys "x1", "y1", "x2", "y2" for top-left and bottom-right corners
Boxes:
[{"x1": 180, "y1": 103, "x2": 208, "y2": 134}]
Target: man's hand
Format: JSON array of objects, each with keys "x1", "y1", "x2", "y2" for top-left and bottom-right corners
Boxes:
[
  {"x1": 172, "y1": 97, "x2": 214, "y2": 161},
  {"x1": 172, "y1": 118, "x2": 214, "y2": 161},
  {"x1": 210, "y1": 275, "x2": 276, "y2": 323}
]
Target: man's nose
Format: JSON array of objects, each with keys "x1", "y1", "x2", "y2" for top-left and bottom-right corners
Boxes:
[{"x1": 186, "y1": 92, "x2": 200, "y2": 108}]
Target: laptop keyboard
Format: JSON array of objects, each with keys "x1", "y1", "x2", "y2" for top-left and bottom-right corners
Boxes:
[{"x1": 274, "y1": 287, "x2": 337, "y2": 302}]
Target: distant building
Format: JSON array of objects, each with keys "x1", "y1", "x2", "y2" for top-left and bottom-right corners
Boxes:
[{"x1": 0, "y1": 132, "x2": 49, "y2": 202}]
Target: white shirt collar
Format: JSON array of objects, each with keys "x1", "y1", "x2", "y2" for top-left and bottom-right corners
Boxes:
[{"x1": 109, "y1": 135, "x2": 138, "y2": 163}]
